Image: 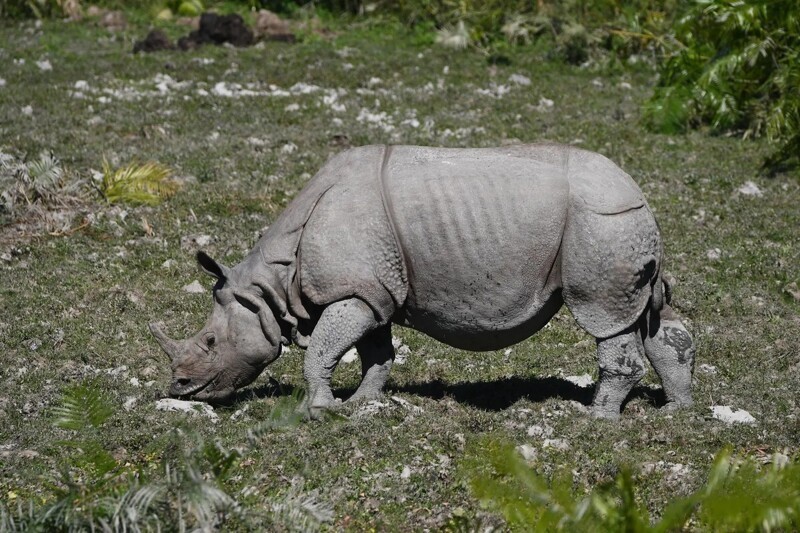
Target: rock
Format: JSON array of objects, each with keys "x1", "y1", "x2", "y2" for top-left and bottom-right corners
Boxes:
[
  {"x1": 123, "y1": 396, "x2": 137, "y2": 411},
  {"x1": 341, "y1": 347, "x2": 358, "y2": 363},
  {"x1": 155, "y1": 398, "x2": 219, "y2": 422},
  {"x1": 508, "y1": 73, "x2": 531, "y2": 86},
  {"x1": 526, "y1": 423, "x2": 554, "y2": 438},
  {"x1": 542, "y1": 438, "x2": 570, "y2": 451},
  {"x1": 254, "y1": 9, "x2": 295, "y2": 42},
  {"x1": 706, "y1": 248, "x2": 722, "y2": 261},
  {"x1": 35, "y1": 59, "x2": 52, "y2": 72},
  {"x1": 784, "y1": 282, "x2": 800, "y2": 301},
  {"x1": 516, "y1": 444, "x2": 537, "y2": 461},
  {"x1": 737, "y1": 181, "x2": 763, "y2": 197},
  {"x1": 711, "y1": 405, "x2": 756, "y2": 425},
  {"x1": 182, "y1": 280, "x2": 205, "y2": 294},
  {"x1": 400, "y1": 465, "x2": 411, "y2": 479},
  {"x1": 392, "y1": 336, "x2": 411, "y2": 364},
  {"x1": 178, "y1": 12, "x2": 254, "y2": 50},
  {"x1": 698, "y1": 363, "x2": 717, "y2": 374},
  {"x1": 133, "y1": 30, "x2": 175, "y2": 53},
  {"x1": 180, "y1": 234, "x2": 212, "y2": 249},
  {"x1": 390, "y1": 395, "x2": 422, "y2": 413},
  {"x1": 564, "y1": 373, "x2": 594, "y2": 388}
]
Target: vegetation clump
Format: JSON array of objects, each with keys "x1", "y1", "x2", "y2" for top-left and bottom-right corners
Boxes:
[
  {"x1": 467, "y1": 439, "x2": 800, "y2": 532},
  {"x1": 644, "y1": 0, "x2": 800, "y2": 173},
  {"x1": 97, "y1": 160, "x2": 179, "y2": 206}
]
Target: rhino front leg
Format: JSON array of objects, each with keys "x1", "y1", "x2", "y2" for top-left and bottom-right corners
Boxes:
[
  {"x1": 303, "y1": 298, "x2": 379, "y2": 418},
  {"x1": 642, "y1": 304, "x2": 695, "y2": 411},
  {"x1": 591, "y1": 325, "x2": 647, "y2": 420},
  {"x1": 348, "y1": 325, "x2": 394, "y2": 404}
]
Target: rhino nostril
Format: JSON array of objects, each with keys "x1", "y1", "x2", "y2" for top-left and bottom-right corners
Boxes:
[{"x1": 176, "y1": 378, "x2": 191, "y2": 387}]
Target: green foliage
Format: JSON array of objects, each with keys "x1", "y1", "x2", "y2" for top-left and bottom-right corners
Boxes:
[
  {"x1": 0, "y1": 384, "x2": 334, "y2": 531},
  {"x1": 467, "y1": 439, "x2": 800, "y2": 531},
  {"x1": 97, "y1": 159, "x2": 179, "y2": 206},
  {"x1": 644, "y1": 0, "x2": 800, "y2": 172},
  {"x1": 0, "y1": 0, "x2": 81, "y2": 18},
  {"x1": 0, "y1": 150, "x2": 83, "y2": 216}
]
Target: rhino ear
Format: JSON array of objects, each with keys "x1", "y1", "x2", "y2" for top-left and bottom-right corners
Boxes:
[{"x1": 197, "y1": 251, "x2": 231, "y2": 281}]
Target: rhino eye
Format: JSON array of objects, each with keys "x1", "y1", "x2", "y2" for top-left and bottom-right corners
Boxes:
[{"x1": 204, "y1": 333, "x2": 216, "y2": 348}]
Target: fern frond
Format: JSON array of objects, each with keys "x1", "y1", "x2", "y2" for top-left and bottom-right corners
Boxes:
[
  {"x1": 100, "y1": 159, "x2": 178, "y2": 205},
  {"x1": 51, "y1": 384, "x2": 114, "y2": 430}
]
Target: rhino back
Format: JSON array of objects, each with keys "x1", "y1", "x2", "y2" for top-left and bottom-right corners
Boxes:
[{"x1": 384, "y1": 145, "x2": 570, "y2": 350}]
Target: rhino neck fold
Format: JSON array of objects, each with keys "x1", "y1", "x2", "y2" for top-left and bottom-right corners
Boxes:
[{"x1": 234, "y1": 251, "x2": 313, "y2": 347}]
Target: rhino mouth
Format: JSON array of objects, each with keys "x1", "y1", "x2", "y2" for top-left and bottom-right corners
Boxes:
[{"x1": 170, "y1": 376, "x2": 215, "y2": 399}]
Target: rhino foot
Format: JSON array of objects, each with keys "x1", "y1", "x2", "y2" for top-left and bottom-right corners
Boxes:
[{"x1": 662, "y1": 398, "x2": 693, "y2": 412}]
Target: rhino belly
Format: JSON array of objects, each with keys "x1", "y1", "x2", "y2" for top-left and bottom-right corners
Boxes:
[{"x1": 384, "y1": 145, "x2": 569, "y2": 351}]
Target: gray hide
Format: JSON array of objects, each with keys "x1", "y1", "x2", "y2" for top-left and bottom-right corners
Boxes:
[{"x1": 151, "y1": 143, "x2": 695, "y2": 420}]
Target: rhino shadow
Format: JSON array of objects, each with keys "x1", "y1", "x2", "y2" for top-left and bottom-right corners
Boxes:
[
  {"x1": 388, "y1": 376, "x2": 667, "y2": 412},
  {"x1": 228, "y1": 376, "x2": 666, "y2": 412}
]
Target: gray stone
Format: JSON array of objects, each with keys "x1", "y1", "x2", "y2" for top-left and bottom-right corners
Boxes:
[{"x1": 150, "y1": 144, "x2": 695, "y2": 421}]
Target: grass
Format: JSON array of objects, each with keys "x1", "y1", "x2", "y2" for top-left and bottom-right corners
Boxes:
[{"x1": 1, "y1": 9, "x2": 799, "y2": 530}]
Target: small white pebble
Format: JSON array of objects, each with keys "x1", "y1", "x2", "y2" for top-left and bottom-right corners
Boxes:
[
  {"x1": 182, "y1": 280, "x2": 205, "y2": 294},
  {"x1": 36, "y1": 59, "x2": 52, "y2": 71},
  {"x1": 738, "y1": 181, "x2": 763, "y2": 197},
  {"x1": 400, "y1": 466, "x2": 411, "y2": 479},
  {"x1": 706, "y1": 248, "x2": 722, "y2": 261},
  {"x1": 21, "y1": 105, "x2": 33, "y2": 116},
  {"x1": 341, "y1": 347, "x2": 358, "y2": 364},
  {"x1": 711, "y1": 405, "x2": 756, "y2": 425}
]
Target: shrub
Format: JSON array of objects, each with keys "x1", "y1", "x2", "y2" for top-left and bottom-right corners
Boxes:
[
  {"x1": 96, "y1": 159, "x2": 179, "y2": 206},
  {"x1": 644, "y1": 0, "x2": 800, "y2": 173},
  {"x1": 466, "y1": 438, "x2": 800, "y2": 531}
]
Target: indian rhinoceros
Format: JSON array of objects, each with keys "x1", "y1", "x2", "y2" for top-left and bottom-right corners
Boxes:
[{"x1": 150, "y1": 143, "x2": 696, "y2": 420}]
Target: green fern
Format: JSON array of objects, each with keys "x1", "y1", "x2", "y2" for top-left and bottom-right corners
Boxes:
[
  {"x1": 99, "y1": 159, "x2": 178, "y2": 206},
  {"x1": 466, "y1": 440, "x2": 800, "y2": 531},
  {"x1": 51, "y1": 383, "x2": 114, "y2": 431}
]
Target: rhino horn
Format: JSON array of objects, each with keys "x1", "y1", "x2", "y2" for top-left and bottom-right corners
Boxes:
[{"x1": 149, "y1": 322, "x2": 181, "y2": 362}]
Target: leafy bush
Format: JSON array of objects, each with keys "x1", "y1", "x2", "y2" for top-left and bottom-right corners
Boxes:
[
  {"x1": 466, "y1": 438, "x2": 800, "y2": 531},
  {"x1": 0, "y1": 0, "x2": 81, "y2": 18},
  {"x1": 644, "y1": 0, "x2": 800, "y2": 172}
]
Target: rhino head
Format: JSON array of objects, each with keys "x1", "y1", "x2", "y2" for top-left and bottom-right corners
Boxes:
[{"x1": 149, "y1": 251, "x2": 282, "y2": 403}]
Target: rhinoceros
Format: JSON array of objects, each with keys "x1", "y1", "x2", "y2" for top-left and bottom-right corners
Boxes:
[{"x1": 150, "y1": 144, "x2": 695, "y2": 420}]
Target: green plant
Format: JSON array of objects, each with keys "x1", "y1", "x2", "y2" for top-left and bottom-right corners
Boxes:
[
  {"x1": 0, "y1": 0, "x2": 81, "y2": 18},
  {"x1": 0, "y1": 150, "x2": 83, "y2": 216},
  {"x1": 0, "y1": 384, "x2": 334, "y2": 531},
  {"x1": 644, "y1": 0, "x2": 800, "y2": 173},
  {"x1": 467, "y1": 439, "x2": 800, "y2": 531},
  {"x1": 97, "y1": 159, "x2": 179, "y2": 206}
]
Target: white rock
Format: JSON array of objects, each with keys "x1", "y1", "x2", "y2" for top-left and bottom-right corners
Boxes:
[
  {"x1": 284, "y1": 103, "x2": 300, "y2": 112},
  {"x1": 248, "y1": 137, "x2": 267, "y2": 147},
  {"x1": 543, "y1": 438, "x2": 570, "y2": 450},
  {"x1": 618, "y1": 81, "x2": 632, "y2": 90},
  {"x1": 400, "y1": 465, "x2": 411, "y2": 479},
  {"x1": 182, "y1": 280, "x2": 206, "y2": 294},
  {"x1": 564, "y1": 373, "x2": 594, "y2": 388},
  {"x1": 390, "y1": 395, "x2": 422, "y2": 413},
  {"x1": 591, "y1": 78, "x2": 604, "y2": 88},
  {"x1": 36, "y1": 59, "x2": 52, "y2": 71},
  {"x1": 526, "y1": 424, "x2": 554, "y2": 438},
  {"x1": 161, "y1": 259, "x2": 176, "y2": 269},
  {"x1": 181, "y1": 234, "x2": 212, "y2": 248},
  {"x1": 129, "y1": 377, "x2": 140, "y2": 387},
  {"x1": 509, "y1": 73, "x2": 531, "y2": 86},
  {"x1": 711, "y1": 405, "x2": 756, "y2": 425},
  {"x1": 516, "y1": 444, "x2": 537, "y2": 461},
  {"x1": 155, "y1": 398, "x2": 219, "y2": 422},
  {"x1": 0, "y1": 78, "x2": 6, "y2": 87},
  {"x1": 123, "y1": 396, "x2": 137, "y2": 411},
  {"x1": 392, "y1": 336, "x2": 410, "y2": 364},
  {"x1": 341, "y1": 347, "x2": 358, "y2": 364},
  {"x1": 281, "y1": 142, "x2": 297, "y2": 154},
  {"x1": 738, "y1": 181, "x2": 763, "y2": 197},
  {"x1": 536, "y1": 97, "x2": 554, "y2": 111},
  {"x1": 698, "y1": 363, "x2": 717, "y2": 374},
  {"x1": 706, "y1": 248, "x2": 722, "y2": 261},
  {"x1": 231, "y1": 404, "x2": 250, "y2": 421},
  {"x1": 21, "y1": 105, "x2": 33, "y2": 116}
]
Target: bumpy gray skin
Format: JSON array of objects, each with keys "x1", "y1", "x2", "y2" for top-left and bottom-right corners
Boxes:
[{"x1": 151, "y1": 143, "x2": 695, "y2": 420}]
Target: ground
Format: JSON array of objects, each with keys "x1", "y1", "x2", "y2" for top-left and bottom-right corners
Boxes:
[{"x1": 0, "y1": 13, "x2": 798, "y2": 531}]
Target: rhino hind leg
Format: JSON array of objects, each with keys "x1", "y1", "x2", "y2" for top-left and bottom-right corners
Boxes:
[
  {"x1": 591, "y1": 325, "x2": 647, "y2": 420},
  {"x1": 348, "y1": 325, "x2": 394, "y2": 404},
  {"x1": 641, "y1": 304, "x2": 695, "y2": 410},
  {"x1": 303, "y1": 298, "x2": 380, "y2": 418}
]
